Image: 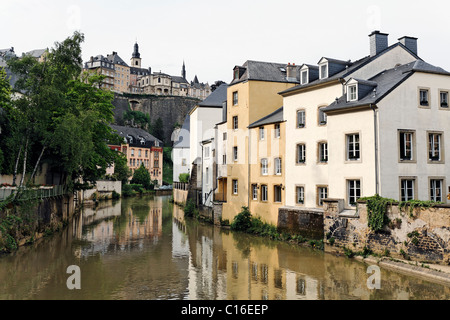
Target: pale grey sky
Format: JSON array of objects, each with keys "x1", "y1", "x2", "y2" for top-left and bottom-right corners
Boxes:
[{"x1": 3, "y1": 0, "x2": 450, "y2": 85}]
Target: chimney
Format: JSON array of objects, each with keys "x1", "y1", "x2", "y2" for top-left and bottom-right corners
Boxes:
[
  {"x1": 286, "y1": 63, "x2": 297, "y2": 82},
  {"x1": 398, "y1": 36, "x2": 418, "y2": 56},
  {"x1": 369, "y1": 31, "x2": 389, "y2": 57}
]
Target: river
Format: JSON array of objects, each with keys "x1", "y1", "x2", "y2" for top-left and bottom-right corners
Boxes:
[{"x1": 0, "y1": 194, "x2": 449, "y2": 300}]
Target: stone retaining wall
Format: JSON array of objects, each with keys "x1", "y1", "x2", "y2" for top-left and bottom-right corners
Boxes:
[
  {"x1": 277, "y1": 206, "x2": 324, "y2": 240},
  {"x1": 323, "y1": 199, "x2": 450, "y2": 264}
]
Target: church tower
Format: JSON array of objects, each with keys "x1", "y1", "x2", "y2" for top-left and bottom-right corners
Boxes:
[{"x1": 131, "y1": 42, "x2": 141, "y2": 68}]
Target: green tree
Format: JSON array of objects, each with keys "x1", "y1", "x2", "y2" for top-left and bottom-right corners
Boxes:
[
  {"x1": 131, "y1": 163, "x2": 152, "y2": 190},
  {"x1": 0, "y1": 68, "x2": 11, "y2": 173},
  {"x1": 3, "y1": 32, "x2": 121, "y2": 192},
  {"x1": 112, "y1": 153, "x2": 131, "y2": 184}
]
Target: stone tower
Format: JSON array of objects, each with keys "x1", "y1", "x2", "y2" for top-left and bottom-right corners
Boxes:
[{"x1": 131, "y1": 42, "x2": 141, "y2": 68}]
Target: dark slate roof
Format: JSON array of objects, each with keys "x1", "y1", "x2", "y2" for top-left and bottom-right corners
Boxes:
[
  {"x1": 280, "y1": 42, "x2": 422, "y2": 96},
  {"x1": 110, "y1": 124, "x2": 162, "y2": 147},
  {"x1": 130, "y1": 67, "x2": 151, "y2": 76},
  {"x1": 107, "y1": 52, "x2": 129, "y2": 67},
  {"x1": 23, "y1": 49, "x2": 47, "y2": 58},
  {"x1": 173, "y1": 114, "x2": 190, "y2": 148},
  {"x1": 230, "y1": 60, "x2": 300, "y2": 85},
  {"x1": 248, "y1": 106, "x2": 284, "y2": 128},
  {"x1": 323, "y1": 60, "x2": 450, "y2": 113},
  {"x1": 198, "y1": 83, "x2": 227, "y2": 107},
  {"x1": 171, "y1": 75, "x2": 189, "y2": 84}
]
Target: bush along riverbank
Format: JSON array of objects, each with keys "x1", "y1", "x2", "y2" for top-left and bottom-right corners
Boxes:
[
  {"x1": 0, "y1": 192, "x2": 76, "y2": 254},
  {"x1": 182, "y1": 202, "x2": 324, "y2": 251}
]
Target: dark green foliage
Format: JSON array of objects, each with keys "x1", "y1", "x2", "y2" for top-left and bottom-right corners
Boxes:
[
  {"x1": 123, "y1": 110, "x2": 151, "y2": 131},
  {"x1": 183, "y1": 200, "x2": 198, "y2": 218},
  {"x1": 131, "y1": 164, "x2": 152, "y2": 190},
  {"x1": 230, "y1": 207, "x2": 252, "y2": 231},
  {"x1": 178, "y1": 173, "x2": 190, "y2": 183},
  {"x1": 360, "y1": 194, "x2": 395, "y2": 232}
]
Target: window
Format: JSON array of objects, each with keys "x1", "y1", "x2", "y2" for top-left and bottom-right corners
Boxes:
[
  {"x1": 320, "y1": 64, "x2": 328, "y2": 79},
  {"x1": 296, "y1": 144, "x2": 306, "y2": 164},
  {"x1": 399, "y1": 131, "x2": 414, "y2": 161},
  {"x1": 348, "y1": 180, "x2": 361, "y2": 206},
  {"x1": 131, "y1": 149, "x2": 135, "y2": 156},
  {"x1": 274, "y1": 185, "x2": 282, "y2": 203},
  {"x1": 138, "y1": 149, "x2": 141, "y2": 157},
  {"x1": 232, "y1": 180, "x2": 238, "y2": 195},
  {"x1": 233, "y1": 146, "x2": 238, "y2": 162},
  {"x1": 205, "y1": 167, "x2": 209, "y2": 183},
  {"x1": 440, "y1": 91, "x2": 449, "y2": 108},
  {"x1": 233, "y1": 91, "x2": 238, "y2": 105},
  {"x1": 274, "y1": 124, "x2": 280, "y2": 138},
  {"x1": 296, "y1": 186, "x2": 304, "y2": 205},
  {"x1": 233, "y1": 116, "x2": 238, "y2": 130},
  {"x1": 261, "y1": 158, "x2": 268, "y2": 175},
  {"x1": 205, "y1": 147, "x2": 210, "y2": 158},
  {"x1": 252, "y1": 184, "x2": 258, "y2": 200},
  {"x1": 317, "y1": 187, "x2": 328, "y2": 206},
  {"x1": 274, "y1": 157, "x2": 282, "y2": 175},
  {"x1": 319, "y1": 142, "x2": 328, "y2": 163},
  {"x1": 347, "y1": 134, "x2": 360, "y2": 161},
  {"x1": 297, "y1": 110, "x2": 306, "y2": 128},
  {"x1": 301, "y1": 70, "x2": 308, "y2": 85},
  {"x1": 318, "y1": 107, "x2": 327, "y2": 125},
  {"x1": 145, "y1": 150, "x2": 148, "y2": 157},
  {"x1": 182, "y1": 158, "x2": 187, "y2": 166},
  {"x1": 348, "y1": 85, "x2": 357, "y2": 101},
  {"x1": 223, "y1": 132, "x2": 227, "y2": 140},
  {"x1": 259, "y1": 127, "x2": 265, "y2": 140},
  {"x1": 401, "y1": 179, "x2": 415, "y2": 201},
  {"x1": 261, "y1": 185, "x2": 268, "y2": 202},
  {"x1": 428, "y1": 133, "x2": 442, "y2": 161},
  {"x1": 430, "y1": 179, "x2": 443, "y2": 202},
  {"x1": 419, "y1": 89, "x2": 429, "y2": 106}
]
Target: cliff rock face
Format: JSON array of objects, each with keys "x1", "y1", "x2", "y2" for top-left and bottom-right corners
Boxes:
[{"x1": 112, "y1": 94, "x2": 199, "y2": 144}]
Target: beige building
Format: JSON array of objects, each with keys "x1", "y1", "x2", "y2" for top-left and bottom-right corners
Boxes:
[
  {"x1": 221, "y1": 61, "x2": 300, "y2": 224},
  {"x1": 107, "y1": 51, "x2": 130, "y2": 93},
  {"x1": 83, "y1": 55, "x2": 115, "y2": 91}
]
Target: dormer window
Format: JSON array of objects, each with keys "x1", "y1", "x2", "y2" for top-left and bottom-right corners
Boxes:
[
  {"x1": 348, "y1": 85, "x2": 358, "y2": 101},
  {"x1": 320, "y1": 64, "x2": 328, "y2": 79},
  {"x1": 301, "y1": 70, "x2": 308, "y2": 85}
]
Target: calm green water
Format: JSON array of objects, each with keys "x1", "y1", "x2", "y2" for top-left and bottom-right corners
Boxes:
[{"x1": 0, "y1": 194, "x2": 449, "y2": 300}]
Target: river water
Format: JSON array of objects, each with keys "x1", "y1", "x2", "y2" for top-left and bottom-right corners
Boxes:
[{"x1": 0, "y1": 194, "x2": 449, "y2": 300}]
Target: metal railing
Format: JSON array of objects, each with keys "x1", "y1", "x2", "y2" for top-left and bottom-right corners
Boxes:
[{"x1": 0, "y1": 185, "x2": 67, "y2": 201}]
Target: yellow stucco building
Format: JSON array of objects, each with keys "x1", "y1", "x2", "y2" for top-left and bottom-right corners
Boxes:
[{"x1": 221, "y1": 61, "x2": 300, "y2": 225}]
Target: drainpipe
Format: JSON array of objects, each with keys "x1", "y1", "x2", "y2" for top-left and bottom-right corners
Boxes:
[
  {"x1": 370, "y1": 104, "x2": 380, "y2": 195},
  {"x1": 248, "y1": 129, "x2": 251, "y2": 208}
]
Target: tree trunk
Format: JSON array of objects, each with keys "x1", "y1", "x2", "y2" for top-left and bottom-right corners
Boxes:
[
  {"x1": 18, "y1": 137, "x2": 29, "y2": 189},
  {"x1": 28, "y1": 145, "x2": 46, "y2": 185},
  {"x1": 12, "y1": 145, "x2": 23, "y2": 186}
]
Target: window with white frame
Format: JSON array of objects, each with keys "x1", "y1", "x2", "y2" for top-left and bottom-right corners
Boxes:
[
  {"x1": 347, "y1": 180, "x2": 361, "y2": 206},
  {"x1": 261, "y1": 158, "x2": 268, "y2": 175},
  {"x1": 274, "y1": 124, "x2": 280, "y2": 138},
  {"x1": 296, "y1": 144, "x2": 306, "y2": 164},
  {"x1": 320, "y1": 64, "x2": 328, "y2": 79},
  {"x1": 205, "y1": 167, "x2": 209, "y2": 184},
  {"x1": 430, "y1": 179, "x2": 443, "y2": 202},
  {"x1": 319, "y1": 142, "x2": 328, "y2": 163},
  {"x1": 252, "y1": 184, "x2": 258, "y2": 200},
  {"x1": 261, "y1": 185, "x2": 268, "y2": 202},
  {"x1": 301, "y1": 70, "x2": 308, "y2": 85},
  {"x1": 399, "y1": 131, "x2": 414, "y2": 161},
  {"x1": 232, "y1": 180, "x2": 238, "y2": 195},
  {"x1": 259, "y1": 127, "x2": 265, "y2": 140},
  {"x1": 347, "y1": 134, "x2": 360, "y2": 161},
  {"x1": 274, "y1": 157, "x2": 282, "y2": 175},
  {"x1": 297, "y1": 110, "x2": 306, "y2": 128},
  {"x1": 428, "y1": 133, "x2": 442, "y2": 161},
  {"x1": 233, "y1": 146, "x2": 238, "y2": 162},
  {"x1": 296, "y1": 186, "x2": 304, "y2": 204},
  {"x1": 440, "y1": 91, "x2": 449, "y2": 108},
  {"x1": 348, "y1": 85, "x2": 357, "y2": 101},
  {"x1": 317, "y1": 187, "x2": 328, "y2": 206},
  {"x1": 401, "y1": 179, "x2": 415, "y2": 201}
]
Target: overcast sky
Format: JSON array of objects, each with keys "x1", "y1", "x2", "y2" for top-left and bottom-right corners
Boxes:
[{"x1": 3, "y1": 0, "x2": 450, "y2": 85}]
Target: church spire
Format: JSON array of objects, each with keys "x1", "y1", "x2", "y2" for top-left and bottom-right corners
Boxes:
[{"x1": 182, "y1": 60, "x2": 186, "y2": 79}]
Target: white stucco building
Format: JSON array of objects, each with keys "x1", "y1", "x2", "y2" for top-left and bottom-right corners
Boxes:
[
  {"x1": 281, "y1": 31, "x2": 450, "y2": 211},
  {"x1": 172, "y1": 114, "x2": 191, "y2": 183}
]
